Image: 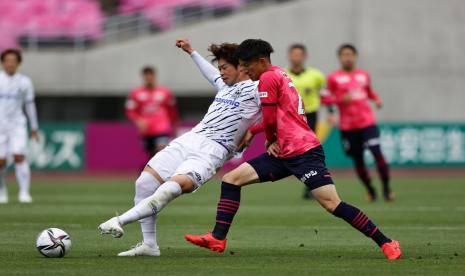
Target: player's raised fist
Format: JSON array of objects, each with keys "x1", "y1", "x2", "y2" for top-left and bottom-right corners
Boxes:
[{"x1": 176, "y1": 39, "x2": 194, "y2": 55}]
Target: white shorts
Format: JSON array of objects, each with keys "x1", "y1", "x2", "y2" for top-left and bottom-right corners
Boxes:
[
  {"x1": 147, "y1": 132, "x2": 229, "y2": 189},
  {"x1": 0, "y1": 126, "x2": 28, "y2": 158}
]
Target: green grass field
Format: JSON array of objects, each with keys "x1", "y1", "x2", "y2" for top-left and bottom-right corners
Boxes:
[{"x1": 0, "y1": 173, "x2": 464, "y2": 275}]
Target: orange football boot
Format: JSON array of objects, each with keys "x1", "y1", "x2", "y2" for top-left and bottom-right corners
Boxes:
[
  {"x1": 184, "y1": 232, "x2": 227, "y2": 253},
  {"x1": 381, "y1": 240, "x2": 402, "y2": 260}
]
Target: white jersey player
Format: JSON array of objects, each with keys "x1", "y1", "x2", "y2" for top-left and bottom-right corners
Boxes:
[
  {"x1": 0, "y1": 49, "x2": 39, "y2": 204},
  {"x1": 98, "y1": 39, "x2": 262, "y2": 256}
]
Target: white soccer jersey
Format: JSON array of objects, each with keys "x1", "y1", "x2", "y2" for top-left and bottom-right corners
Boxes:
[
  {"x1": 189, "y1": 52, "x2": 262, "y2": 154},
  {"x1": 0, "y1": 71, "x2": 36, "y2": 131}
]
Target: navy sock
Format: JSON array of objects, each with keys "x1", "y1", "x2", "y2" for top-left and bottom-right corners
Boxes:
[
  {"x1": 212, "y1": 182, "x2": 241, "y2": 240},
  {"x1": 355, "y1": 163, "x2": 376, "y2": 197},
  {"x1": 333, "y1": 202, "x2": 391, "y2": 247},
  {"x1": 374, "y1": 154, "x2": 391, "y2": 195}
]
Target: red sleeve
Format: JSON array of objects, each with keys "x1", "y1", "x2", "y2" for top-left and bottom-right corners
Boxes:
[
  {"x1": 249, "y1": 123, "x2": 264, "y2": 135},
  {"x1": 366, "y1": 74, "x2": 380, "y2": 101},
  {"x1": 125, "y1": 90, "x2": 140, "y2": 121},
  {"x1": 320, "y1": 75, "x2": 340, "y2": 105},
  {"x1": 258, "y1": 72, "x2": 279, "y2": 142}
]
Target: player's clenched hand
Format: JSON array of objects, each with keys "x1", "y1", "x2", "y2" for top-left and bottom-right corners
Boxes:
[
  {"x1": 266, "y1": 141, "x2": 280, "y2": 157},
  {"x1": 135, "y1": 119, "x2": 148, "y2": 132},
  {"x1": 237, "y1": 130, "x2": 254, "y2": 152},
  {"x1": 342, "y1": 94, "x2": 351, "y2": 105},
  {"x1": 30, "y1": 129, "x2": 40, "y2": 142},
  {"x1": 175, "y1": 39, "x2": 194, "y2": 55}
]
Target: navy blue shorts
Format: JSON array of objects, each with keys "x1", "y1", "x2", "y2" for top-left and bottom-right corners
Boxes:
[
  {"x1": 340, "y1": 125, "x2": 381, "y2": 157},
  {"x1": 247, "y1": 145, "x2": 334, "y2": 190}
]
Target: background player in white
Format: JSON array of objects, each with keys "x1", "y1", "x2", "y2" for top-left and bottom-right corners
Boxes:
[
  {"x1": 98, "y1": 39, "x2": 261, "y2": 257},
  {"x1": 0, "y1": 49, "x2": 39, "y2": 204}
]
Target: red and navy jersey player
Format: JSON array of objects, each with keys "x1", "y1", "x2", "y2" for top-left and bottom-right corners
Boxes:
[{"x1": 184, "y1": 39, "x2": 402, "y2": 261}]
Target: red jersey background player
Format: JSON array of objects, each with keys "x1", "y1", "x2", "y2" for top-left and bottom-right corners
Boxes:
[
  {"x1": 322, "y1": 44, "x2": 393, "y2": 202},
  {"x1": 125, "y1": 66, "x2": 179, "y2": 157},
  {"x1": 185, "y1": 39, "x2": 401, "y2": 260}
]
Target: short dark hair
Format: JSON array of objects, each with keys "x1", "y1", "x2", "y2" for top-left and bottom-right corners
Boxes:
[
  {"x1": 142, "y1": 66, "x2": 156, "y2": 75},
  {"x1": 1, "y1": 48, "x2": 22, "y2": 63},
  {"x1": 235, "y1": 39, "x2": 274, "y2": 62},
  {"x1": 338, "y1": 44, "x2": 358, "y2": 55},
  {"x1": 289, "y1": 43, "x2": 307, "y2": 54},
  {"x1": 208, "y1": 43, "x2": 239, "y2": 67}
]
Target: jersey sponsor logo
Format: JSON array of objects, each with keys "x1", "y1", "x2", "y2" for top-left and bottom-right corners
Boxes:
[
  {"x1": 259, "y1": 92, "x2": 268, "y2": 98},
  {"x1": 214, "y1": 97, "x2": 240, "y2": 107},
  {"x1": 300, "y1": 170, "x2": 318, "y2": 183},
  {"x1": 336, "y1": 75, "x2": 350, "y2": 84}
]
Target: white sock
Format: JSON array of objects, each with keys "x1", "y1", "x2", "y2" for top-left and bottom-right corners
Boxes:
[
  {"x1": 15, "y1": 161, "x2": 30, "y2": 196},
  {"x1": 134, "y1": 172, "x2": 161, "y2": 247},
  {"x1": 0, "y1": 166, "x2": 7, "y2": 193},
  {"x1": 119, "y1": 181, "x2": 182, "y2": 226}
]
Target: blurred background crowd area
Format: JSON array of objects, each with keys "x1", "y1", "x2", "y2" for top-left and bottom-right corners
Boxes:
[{"x1": 0, "y1": 0, "x2": 288, "y2": 50}]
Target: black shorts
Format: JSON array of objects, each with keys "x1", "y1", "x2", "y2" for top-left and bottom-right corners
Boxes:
[
  {"x1": 143, "y1": 134, "x2": 170, "y2": 152},
  {"x1": 247, "y1": 145, "x2": 334, "y2": 190},
  {"x1": 340, "y1": 125, "x2": 380, "y2": 156}
]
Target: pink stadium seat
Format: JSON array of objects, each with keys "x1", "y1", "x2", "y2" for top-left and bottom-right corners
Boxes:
[
  {"x1": 0, "y1": 0, "x2": 242, "y2": 50},
  {"x1": 0, "y1": 0, "x2": 103, "y2": 49}
]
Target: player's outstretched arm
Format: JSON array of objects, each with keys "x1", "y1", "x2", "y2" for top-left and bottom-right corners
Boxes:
[{"x1": 176, "y1": 38, "x2": 223, "y2": 89}]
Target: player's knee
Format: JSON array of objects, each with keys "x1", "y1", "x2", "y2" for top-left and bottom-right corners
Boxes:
[
  {"x1": 170, "y1": 175, "x2": 195, "y2": 193},
  {"x1": 222, "y1": 172, "x2": 242, "y2": 186},
  {"x1": 13, "y1": 155, "x2": 25, "y2": 163},
  {"x1": 321, "y1": 199, "x2": 340, "y2": 213}
]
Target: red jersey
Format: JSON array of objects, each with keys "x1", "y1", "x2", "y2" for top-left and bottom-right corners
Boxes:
[
  {"x1": 323, "y1": 69, "x2": 379, "y2": 131},
  {"x1": 125, "y1": 86, "x2": 179, "y2": 136},
  {"x1": 258, "y1": 66, "x2": 321, "y2": 158}
]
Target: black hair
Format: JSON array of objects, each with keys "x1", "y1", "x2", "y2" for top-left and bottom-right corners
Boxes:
[
  {"x1": 338, "y1": 43, "x2": 358, "y2": 55},
  {"x1": 142, "y1": 66, "x2": 156, "y2": 75},
  {"x1": 1, "y1": 48, "x2": 22, "y2": 63},
  {"x1": 235, "y1": 39, "x2": 274, "y2": 62},
  {"x1": 208, "y1": 43, "x2": 239, "y2": 67},
  {"x1": 289, "y1": 43, "x2": 307, "y2": 53}
]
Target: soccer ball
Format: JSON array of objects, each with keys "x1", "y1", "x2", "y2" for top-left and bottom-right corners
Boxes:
[{"x1": 36, "y1": 228, "x2": 71, "y2": 258}]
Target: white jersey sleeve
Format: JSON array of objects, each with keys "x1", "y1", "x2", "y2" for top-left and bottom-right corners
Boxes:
[
  {"x1": 22, "y1": 76, "x2": 38, "y2": 130},
  {"x1": 190, "y1": 51, "x2": 226, "y2": 90}
]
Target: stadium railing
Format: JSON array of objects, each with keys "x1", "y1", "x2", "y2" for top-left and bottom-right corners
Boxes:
[{"x1": 1, "y1": 0, "x2": 293, "y2": 51}]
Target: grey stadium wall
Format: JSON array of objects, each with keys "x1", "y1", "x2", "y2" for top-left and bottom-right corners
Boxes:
[{"x1": 21, "y1": 0, "x2": 465, "y2": 122}]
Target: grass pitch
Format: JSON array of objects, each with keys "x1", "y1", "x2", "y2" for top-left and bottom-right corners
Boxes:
[{"x1": 0, "y1": 172, "x2": 464, "y2": 275}]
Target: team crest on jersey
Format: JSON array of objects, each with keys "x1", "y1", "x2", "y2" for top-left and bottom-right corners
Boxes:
[
  {"x1": 154, "y1": 93, "x2": 165, "y2": 101},
  {"x1": 137, "y1": 92, "x2": 149, "y2": 101},
  {"x1": 355, "y1": 74, "x2": 367, "y2": 85},
  {"x1": 259, "y1": 92, "x2": 268, "y2": 98}
]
